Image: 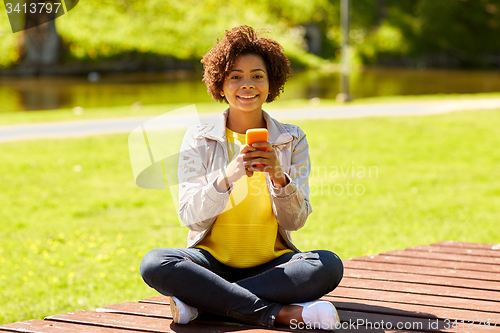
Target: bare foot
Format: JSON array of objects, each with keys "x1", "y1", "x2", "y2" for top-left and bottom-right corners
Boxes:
[
  {"x1": 275, "y1": 301, "x2": 339, "y2": 331},
  {"x1": 275, "y1": 305, "x2": 303, "y2": 326}
]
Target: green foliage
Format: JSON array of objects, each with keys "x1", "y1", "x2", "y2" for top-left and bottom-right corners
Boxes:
[
  {"x1": 356, "y1": 22, "x2": 409, "y2": 64},
  {"x1": 414, "y1": 0, "x2": 500, "y2": 61},
  {"x1": 0, "y1": 0, "x2": 328, "y2": 68},
  {"x1": 54, "y1": 0, "x2": 324, "y2": 65},
  {"x1": 356, "y1": 0, "x2": 500, "y2": 66},
  {"x1": 1, "y1": 0, "x2": 500, "y2": 69}
]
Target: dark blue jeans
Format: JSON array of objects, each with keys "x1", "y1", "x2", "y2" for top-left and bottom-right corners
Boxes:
[{"x1": 140, "y1": 247, "x2": 343, "y2": 327}]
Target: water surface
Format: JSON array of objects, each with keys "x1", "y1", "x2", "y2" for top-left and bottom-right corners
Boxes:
[{"x1": 1, "y1": 67, "x2": 499, "y2": 112}]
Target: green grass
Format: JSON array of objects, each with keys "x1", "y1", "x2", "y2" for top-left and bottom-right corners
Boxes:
[
  {"x1": 1, "y1": 108, "x2": 500, "y2": 324},
  {"x1": 2, "y1": 93, "x2": 500, "y2": 126}
]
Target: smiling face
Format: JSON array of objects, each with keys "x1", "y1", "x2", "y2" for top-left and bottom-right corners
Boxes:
[{"x1": 222, "y1": 53, "x2": 269, "y2": 115}]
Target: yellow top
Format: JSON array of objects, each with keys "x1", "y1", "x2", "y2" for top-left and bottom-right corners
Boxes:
[{"x1": 195, "y1": 128, "x2": 293, "y2": 268}]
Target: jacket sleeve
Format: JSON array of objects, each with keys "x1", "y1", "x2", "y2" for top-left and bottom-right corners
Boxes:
[
  {"x1": 269, "y1": 127, "x2": 312, "y2": 231},
  {"x1": 177, "y1": 127, "x2": 233, "y2": 232}
]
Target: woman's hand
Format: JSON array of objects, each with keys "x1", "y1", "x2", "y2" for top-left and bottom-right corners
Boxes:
[
  {"x1": 243, "y1": 142, "x2": 289, "y2": 188},
  {"x1": 215, "y1": 145, "x2": 256, "y2": 192}
]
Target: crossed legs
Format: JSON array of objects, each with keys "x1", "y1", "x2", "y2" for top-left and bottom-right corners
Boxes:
[{"x1": 140, "y1": 248, "x2": 343, "y2": 327}]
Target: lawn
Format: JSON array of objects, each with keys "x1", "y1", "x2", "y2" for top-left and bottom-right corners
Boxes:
[{"x1": 1, "y1": 108, "x2": 499, "y2": 324}]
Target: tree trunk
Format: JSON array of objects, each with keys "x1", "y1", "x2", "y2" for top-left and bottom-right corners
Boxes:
[
  {"x1": 376, "y1": 0, "x2": 387, "y2": 26},
  {"x1": 17, "y1": 0, "x2": 62, "y2": 74}
]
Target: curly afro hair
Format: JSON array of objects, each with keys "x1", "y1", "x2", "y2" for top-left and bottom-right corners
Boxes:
[{"x1": 201, "y1": 25, "x2": 292, "y2": 104}]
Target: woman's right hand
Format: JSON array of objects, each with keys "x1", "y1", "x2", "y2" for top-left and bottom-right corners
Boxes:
[{"x1": 215, "y1": 144, "x2": 256, "y2": 192}]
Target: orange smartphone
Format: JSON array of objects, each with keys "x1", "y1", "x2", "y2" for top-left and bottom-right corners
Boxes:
[{"x1": 246, "y1": 128, "x2": 268, "y2": 168}]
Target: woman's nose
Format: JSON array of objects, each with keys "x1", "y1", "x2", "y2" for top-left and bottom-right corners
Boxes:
[{"x1": 240, "y1": 76, "x2": 254, "y2": 89}]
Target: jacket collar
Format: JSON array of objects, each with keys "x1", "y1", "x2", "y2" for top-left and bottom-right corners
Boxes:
[{"x1": 200, "y1": 108, "x2": 293, "y2": 145}]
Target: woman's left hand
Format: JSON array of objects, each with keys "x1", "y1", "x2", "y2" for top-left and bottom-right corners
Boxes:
[{"x1": 242, "y1": 142, "x2": 289, "y2": 188}]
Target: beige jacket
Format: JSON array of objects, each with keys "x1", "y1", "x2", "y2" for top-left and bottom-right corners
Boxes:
[{"x1": 178, "y1": 108, "x2": 312, "y2": 252}]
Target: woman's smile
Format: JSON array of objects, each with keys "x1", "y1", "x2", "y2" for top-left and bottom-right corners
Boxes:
[{"x1": 237, "y1": 94, "x2": 258, "y2": 101}]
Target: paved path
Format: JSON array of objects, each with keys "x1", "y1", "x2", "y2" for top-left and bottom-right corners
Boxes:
[{"x1": 1, "y1": 98, "x2": 500, "y2": 143}]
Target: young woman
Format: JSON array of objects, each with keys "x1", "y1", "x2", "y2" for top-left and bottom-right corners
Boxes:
[{"x1": 140, "y1": 25, "x2": 343, "y2": 330}]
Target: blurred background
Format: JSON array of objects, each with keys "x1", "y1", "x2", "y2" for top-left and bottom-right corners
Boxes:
[{"x1": 1, "y1": 0, "x2": 500, "y2": 111}]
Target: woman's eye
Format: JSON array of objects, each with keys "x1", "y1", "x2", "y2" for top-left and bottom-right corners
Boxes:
[{"x1": 231, "y1": 75, "x2": 240, "y2": 79}]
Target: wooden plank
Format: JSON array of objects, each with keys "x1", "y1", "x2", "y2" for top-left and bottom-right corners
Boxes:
[
  {"x1": 432, "y1": 241, "x2": 500, "y2": 251},
  {"x1": 141, "y1": 289, "x2": 500, "y2": 321},
  {"x1": 98, "y1": 303, "x2": 432, "y2": 333},
  {"x1": 0, "y1": 319, "x2": 133, "y2": 332},
  {"x1": 98, "y1": 303, "x2": 268, "y2": 331},
  {"x1": 343, "y1": 267, "x2": 500, "y2": 291},
  {"x1": 409, "y1": 245, "x2": 500, "y2": 258},
  {"x1": 5, "y1": 241, "x2": 500, "y2": 333},
  {"x1": 351, "y1": 254, "x2": 499, "y2": 273},
  {"x1": 329, "y1": 296, "x2": 500, "y2": 327},
  {"x1": 336, "y1": 309, "x2": 492, "y2": 333},
  {"x1": 98, "y1": 302, "x2": 248, "y2": 326},
  {"x1": 381, "y1": 250, "x2": 500, "y2": 266},
  {"x1": 343, "y1": 260, "x2": 500, "y2": 282},
  {"x1": 138, "y1": 293, "x2": 500, "y2": 331},
  {"x1": 139, "y1": 295, "x2": 170, "y2": 305},
  {"x1": 45, "y1": 310, "x2": 322, "y2": 333},
  {"x1": 0, "y1": 315, "x2": 428, "y2": 333},
  {"x1": 338, "y1": 276, "x2": 500, "y2": 302},
  {"x1": 97, "y1": 302, "x2": 170, "y2": 319},
  {"x1": 46, "y1": 311, "x2": 171, "y2": 333},
  {"x1": 328, "y1": 286, "x2": 500, "y2": 314},
  {"x1": 95, "y1": 302, "x2": 495, "y2": 333}
]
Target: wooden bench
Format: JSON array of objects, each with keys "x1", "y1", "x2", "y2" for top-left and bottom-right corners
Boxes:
[{"x1": 1, "y1": 241, "x2": 499, "y2": 332}]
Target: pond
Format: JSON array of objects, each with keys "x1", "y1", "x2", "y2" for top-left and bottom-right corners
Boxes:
[{"x1": 1, "y1": 67, "x2": 500, "y2": 112}]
